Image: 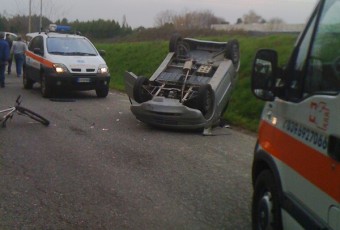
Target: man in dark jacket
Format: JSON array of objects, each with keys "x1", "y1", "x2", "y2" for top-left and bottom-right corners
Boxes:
[
  {"x1": 0, "y1": 32, "x2": 10, "y2": 88},
  {"x1": 5, "y1": 33, "x2": 13, "y2": 74}
]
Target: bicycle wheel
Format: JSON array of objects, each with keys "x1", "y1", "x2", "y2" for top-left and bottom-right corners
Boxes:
[{"x1": 16, "y1": 106, "x2": 50, "y2": 126}]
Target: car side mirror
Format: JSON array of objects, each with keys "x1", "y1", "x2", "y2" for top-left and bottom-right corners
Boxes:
[
  {"x1": 251, "y1": 49, "x2": 278, "y2": 101},
  {"x1": 98, "y1": 50, "x2": 106, "y2": 56}
]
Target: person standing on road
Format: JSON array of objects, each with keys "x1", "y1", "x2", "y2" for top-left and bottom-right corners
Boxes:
[
  {"x1": 5, "y1": 34, "x2": 13, "y2": 74},
  {"x1": 0, "y1": 32, "x2": 10, "y2": 88},
  {"x1": 11, "y1": 36, "x2": 27, "y2": 78}
]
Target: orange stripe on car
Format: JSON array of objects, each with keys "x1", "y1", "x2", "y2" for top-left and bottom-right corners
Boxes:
[
  {"x1": 26, "y1": 51, "x2": 54, "y2": 68},
  {"x1": 259, "y1": 120, "x2": 340, "y2": 202}
]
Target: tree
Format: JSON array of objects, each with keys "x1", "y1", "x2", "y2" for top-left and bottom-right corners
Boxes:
[
  {"x1": 242, "y1": 10, "x2": 263, "y2": 24},
  {"x1": 68, "y1": 19, "x2": 132, "y2": 39},
  {"x1": 236, "y1": 18, "x2": 243, "y2": 24},
  {"x1": 122, "y1": 15, "x2": 129, "y2": 28},
  {"x1": 154, "y1": 9, "x2": 227, "y2": 29},
  {"x1": 154, "y1": 10, "x2": 175, "y2": 28},
  {"x1": 60, "y1": 18, "x2": 68, "y2": 25},
  {"x1": 268, "y1": 18, "x2": 285, "y2": 24},
  {"x1": 0, "y1": 14, "x2": 9, "y2": 31},
  {"x1": 6, "y1": 15, "x2": 52, "y2": 34}
]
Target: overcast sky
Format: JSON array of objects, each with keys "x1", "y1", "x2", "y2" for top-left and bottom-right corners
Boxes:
[{"x1": 1, "y1": 0, "x2": 318, "y2": 28}]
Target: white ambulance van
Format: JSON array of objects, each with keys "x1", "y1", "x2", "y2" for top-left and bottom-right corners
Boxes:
[{"x1": 250, "y1": 0, "x2": 340, "y2": 229}]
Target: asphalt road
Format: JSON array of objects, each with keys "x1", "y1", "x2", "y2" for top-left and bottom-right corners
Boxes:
[{"x1": 0, "y1": 75, "x2": 257, "y2": 229}]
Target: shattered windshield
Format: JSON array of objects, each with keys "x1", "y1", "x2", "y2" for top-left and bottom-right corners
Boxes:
[{"x1": 47, "y1": 37, "x2": 98, "y2": 56}]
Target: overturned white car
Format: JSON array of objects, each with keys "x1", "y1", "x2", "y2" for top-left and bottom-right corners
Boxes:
[{"x1": 125, "y1": 34, "x2": 240, "y2": 132}]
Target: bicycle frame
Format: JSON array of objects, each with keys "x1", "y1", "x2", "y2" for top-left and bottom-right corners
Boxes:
[
  {"x1": 0, "y1": 107, "x2": 16, "y2": 127},
  {"x1": 0, "y1": 107, "x2": 16, "y2": 115},
  {"x1": 0, "y1": 95, "x2": 50, "y2": 127}
]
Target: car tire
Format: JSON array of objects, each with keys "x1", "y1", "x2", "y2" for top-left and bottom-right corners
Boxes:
[
  {"x1": 23, "y1": 70, "x2": 34, "y2": 89},
  {"x1": 252, "y1": 170, "x2": 283, "y2": 230},
  {"x1": 96, "y1": 85, "x2": 109, "y2": 98},
  {"x1": 196, "y1": 84, "x2": 215, "y2": 119},
  {"x1": 133, "y1": 76, "x2": 152, "y2": 103},
  {"x1": 225, "y1": 39, "x2": 240, "y2": 71},
  {"x1": 41, "y1": 73, "x2": 52, "y2": 98},
  {"x1": 169, "y1": 33, "x2": 182, "y2": 53}
]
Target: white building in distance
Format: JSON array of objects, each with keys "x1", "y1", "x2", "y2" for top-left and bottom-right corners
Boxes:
[{"x1": 211, "y1": 23, "x2": 305, "y2": 33}]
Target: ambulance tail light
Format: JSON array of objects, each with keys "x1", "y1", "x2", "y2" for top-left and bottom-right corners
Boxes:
[{"x1": 53, "y1": 64, "x2": 69, "y2": 74}]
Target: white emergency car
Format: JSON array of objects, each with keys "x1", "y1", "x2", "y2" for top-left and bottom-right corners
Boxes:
[
  {"x1": 1, "y1": 32, "x2": 17, "y2": 42},
  {"x1": 23, "y1": 25, "x2": 110, "y2": 98},
  {"x1": 251, "y1": 0, "x2": 340, "y2": 229}
]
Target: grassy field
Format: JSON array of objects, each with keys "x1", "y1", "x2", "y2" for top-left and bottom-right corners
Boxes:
[{"x1": 96, "y1": 34, "x2": 298, "y2": 132}]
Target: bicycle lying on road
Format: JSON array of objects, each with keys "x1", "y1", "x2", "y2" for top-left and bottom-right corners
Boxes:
[{"x1": 0, "y1": 95, "x2": 50, "y2": 128}]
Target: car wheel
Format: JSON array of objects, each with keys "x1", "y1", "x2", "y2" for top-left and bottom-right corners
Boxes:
[
  {"x1": 196, "y1": 84, "x2": 215, "y2": 119},
  {"x1": 225, "y1": 39, "x2": 240, "y2": 71},
  {"x1": 133, "y1": 76, "x2": 152, "y2": 103},
  {"x1": 252, "y1": 170, "x2": 283, "y2": 230},
  {"x1": 169, "y1": 33, "x2": 182, "y2": 52},
  {"x1": 96, "y1": 85, "x2": 109, "y2": 98},
  {"x1": 41, "y1": 73, "x2": 52, "y2": 98},
  {"x1": 23, "y1": 70, "x2": 34, "y2": 89}
]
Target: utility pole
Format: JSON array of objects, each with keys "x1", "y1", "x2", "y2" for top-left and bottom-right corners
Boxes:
[
  {"x1": 28, "y1": 0, "x2": 32, "y2": 32},
  {"x1": 39, "y1": 0, "x2": 42, "y2": 32}
]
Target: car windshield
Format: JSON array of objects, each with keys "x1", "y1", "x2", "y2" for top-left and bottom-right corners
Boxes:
[{"x1": 47, "y1": 37, "x2": 97, "y2": 56}]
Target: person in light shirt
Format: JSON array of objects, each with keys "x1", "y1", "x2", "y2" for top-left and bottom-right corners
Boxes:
[{"x1": 11, "y1": 36, "x2": 27, "y2": 78}]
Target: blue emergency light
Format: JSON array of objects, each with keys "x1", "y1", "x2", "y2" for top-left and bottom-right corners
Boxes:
[{"x1": 49, "y1": 24, "x2": 71, "y2": 32}]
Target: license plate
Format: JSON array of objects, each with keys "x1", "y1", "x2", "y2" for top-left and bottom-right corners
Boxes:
[{"x1": 77, "y1": 78, "x2": 90, "y2": 83}]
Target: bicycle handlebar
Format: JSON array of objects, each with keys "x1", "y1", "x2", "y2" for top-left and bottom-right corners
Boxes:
[{"x1": 15, "y1": 95, "x2": 22, "y2": 106}]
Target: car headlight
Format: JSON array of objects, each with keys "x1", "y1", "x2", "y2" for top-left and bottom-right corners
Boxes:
[
  {"x1": 53, "y1": 64, "x2": 69, "y2": 74},
  {"x1": 98, "y1": 64, "x2": 109, "y2": 75}
]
